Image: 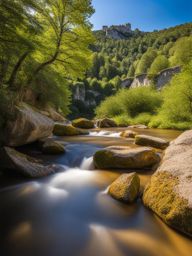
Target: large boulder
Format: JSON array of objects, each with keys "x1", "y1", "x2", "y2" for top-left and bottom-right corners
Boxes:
[
  {"x1": 72, "y1": 118, "x2": 94, "y2": 129},
  {"x1": 53, "y1": 124, "x2": 89, "y2": 136},
  {"x1": 109, "y1": 173, "x2": 140, "y2": 203},
  {"x1": 120, "y1": 130, "x2": 137, "y2": 138},
  {"x1": 143, "y1": 130, "x2": 192, "y2": 236},
  {"x1": 42, "y1": 140, "x2": 65, "y2": 154},
  {"x1": 96, "y1": 118, "x2": 117, "y2": 128},
  {"x1": 93, "y1": 146, "x2": 160, "y2": 170},
  {"x1": 0, "y1": 147, "x2": 57, "y2": 178},
  {"x1": 4, "y1": 103, "x2": 54, "y2": 147},
  {"x1": 135, "y1": 134, "x2": 169, "y2": 149}
]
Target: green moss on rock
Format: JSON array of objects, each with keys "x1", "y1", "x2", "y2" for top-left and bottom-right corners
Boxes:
[
  {"x1": 53, "y1": 124, "x2": 89, "y2": 136},
  {"x1": 72, "y1": 118, "x2": 94, "y2": 129},
  {"x1": 93, "y1": 146, "x2": 160, "y2": 170},
  {"x1": 109, "y1": 172, "x2": 140, "y2": 203},
  {"x1": 143, "y1": 171, "x2": 192, "y2": 236}
]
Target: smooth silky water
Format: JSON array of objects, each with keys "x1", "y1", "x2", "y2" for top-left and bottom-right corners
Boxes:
[{"x1": 0, "y1": 128, "x2": 191, "y2": 256}]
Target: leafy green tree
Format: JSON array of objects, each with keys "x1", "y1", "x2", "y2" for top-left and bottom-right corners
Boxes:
[
  {"x1": 135, "y1": 49, "x2": 157, "y2": 75},
  {"x1": 149, "y1": 55, "x2": 169, "y2": 75},
  {"x1": 169, "y1": 36, "x2": 192, "y2": 66}
]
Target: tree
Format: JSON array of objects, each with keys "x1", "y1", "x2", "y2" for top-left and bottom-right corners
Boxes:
[
  {"x1": 135, "y1": 49, "x2": 157, "y2": 75},
  {"x1": 149, "y1": 55, "x2": 169, "y2": 75},
  {"x1": 169, "y1": 36, "x2": 192, "y2": 66}
]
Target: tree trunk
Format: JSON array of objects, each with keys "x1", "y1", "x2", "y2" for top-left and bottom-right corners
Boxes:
[{"x1": 8, "y1": 51, "x2": 29, "y2": 88}]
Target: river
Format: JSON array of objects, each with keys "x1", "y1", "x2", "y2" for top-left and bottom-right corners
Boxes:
[{"x1": 0, "y1": 128, "x2": 191, "y2": 256}]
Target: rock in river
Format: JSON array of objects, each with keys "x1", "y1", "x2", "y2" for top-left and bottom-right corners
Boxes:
[
  {"x1": 93, "y1": 146, "x2": 160, "y2": 170},
  {"x1": 72, "y1": 118, "x2": 94, "y2": 129},
  {"x1": 42, "y1": 140, "x2": 65, "y2": 154},
  {"x1": 109, "y1": 173, "x2": 140, "y2": 203},
  {"x1": 96, "y1": 118, "x2": 117, "y2": 128},
  {"x1": 135, "y1": 134, "x2": 169, "y2": 149},
  {"x1": 0, "y1": 147, "x2": 57, "y2": 178},
  {"x1": 53, "y1": 124, "x2": 89, "y2": 136},
  {"x1": 120, "y1": 130, "x2": 138, "y2": 138},
  {"x1": 143, "y1": 130, "x2": 192, "y2": 237},
  {"x1": 4, "y1": 103, "x2": 54, "y2": 147}
]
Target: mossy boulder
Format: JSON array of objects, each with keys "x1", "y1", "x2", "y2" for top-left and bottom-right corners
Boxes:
[
  {"x1": 72, "y1": 118, "x2": 94, "y2": 129},
  {"x1": 96, "y1": 118, "x2": 117, "y2": 128},
  {"x1": 135, "y1": 134, "x2": 169, "y2": 149},
  {"x1": 93, "y1": 146, "x2": 160, "y2": 170},
  {"x1": 0, "y1": 147, "x2": 57, "y2": 178},
  {"x1": 42, "y1": 140, "x2": 65, "y2": 154},
  {"x1": 120, "y1": 130, "x2": 138, "y2": 138},
  {"x1": 53, "y1": 124, "x2": 89, "y2": 136},
  {"x1": 109, "y1": 173, "x2": 140, "y2": 203},
  {"x1": 143, "y1": 130, "x2": 192, "y2": 237}
]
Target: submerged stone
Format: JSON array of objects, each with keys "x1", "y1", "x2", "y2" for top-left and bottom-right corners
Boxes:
[
  {"x1": 109, "y1": 172, "x2": 140, "y2": 203},
  {"x1": 93, "y1": 146, "x2": 160, "y2": 170},
  {"x1": 143, "y1": 130, "x2": 192, "y2": 237},
  {"x1": 135, "y1": 134, "x2": 169, "y2": 149}
]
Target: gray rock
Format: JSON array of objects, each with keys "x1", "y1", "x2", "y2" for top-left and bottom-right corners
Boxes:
[
  {"x1": 143, "y1": 130, "x2": 192, "y2": 236},
  {"x1": 0, "y1": 147, "x2": 57, "y2": 178},
  {"x1": 42, "y1": 140, "x2": 65, "y2": 154},
  {"x1": 5, "y1": 103, "x2": 54, "y2": 147}
]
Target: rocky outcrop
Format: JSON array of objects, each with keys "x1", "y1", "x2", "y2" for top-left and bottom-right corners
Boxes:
[
  {"x1": 4, "y1": 103, "x2": 54, "y2": 147},
  {"x1": 155, "y1": 66, "x2": 181, "y2": 89},
  {"x1": 143, "y1": 130, "x2": 192, "y2": 236},
  {"x1": 72, "y1": 118, "x2": 94, "y2": 129},
  {"x1": 53, "y1": 124, "x2": 89, "y2": 136},
  {"x1": 93, "y1": 146, "x2": 160, "y2": 170},
  {"x1": 135, "y1": 135, "x2": 169, "y2": 149},
  {"x1": 109, "y1": 173, "x2": 140, "y2": 203},
  {"x1": 96, "y1": 118, "x2": 117, "y2": 128},
  {"x1": 120, "y1": 130, "x2": 137, "y2": 138},
  {"x1": 130, "y1": 74, "x2": 151, "y2": 88},
  {"x1": 42, "y1": 140, "x2": 65, "y2": 154},
  {"x1": 128, "y1": 66, "x2": 181, "y2": 90},
  {"x1": 0, "y1": 147, "x2": 57, "y2": 178},
  {"x1": 103, "y1": 23, "x2": 132, "y2": 39},
  {"x1": 121, "y1": 78, "x2": 134, "y2": 88}
]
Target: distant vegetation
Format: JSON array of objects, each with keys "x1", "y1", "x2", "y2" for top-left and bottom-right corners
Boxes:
[
  {"x1": 71, "y1": 23, "x2": 192, "y2": 120},
  {"x1": 96, "y1": 62, "x2": 192, "y2": 130}
]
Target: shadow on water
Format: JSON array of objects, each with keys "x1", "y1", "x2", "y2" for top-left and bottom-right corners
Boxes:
[{"x1": 0, "y1": 128, "x2": 191, "y2": 256}]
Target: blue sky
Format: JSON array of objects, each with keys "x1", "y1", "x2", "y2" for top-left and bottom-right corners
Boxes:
[{"x1": 90, "y1": 0, "x2": 192, "y2": 31}]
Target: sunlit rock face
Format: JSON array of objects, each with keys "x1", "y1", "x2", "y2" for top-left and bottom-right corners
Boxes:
[
  {"x1": 4, "y1": 103, "x2": 54, "y2": 147},
  {"x1": 109, "y1": 173, "x2": 140, "y2": 203},
  {"x1": 143, "y1": 130, "x2": 192, "y2": 237},
  {"x1": 0, "y1": 147, "x2": 57, "y2": 178},
  {"x1": 93, "y1": 146, "x2": 160, "y2": 170}
]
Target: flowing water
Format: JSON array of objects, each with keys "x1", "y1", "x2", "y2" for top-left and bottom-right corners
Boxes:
[{"x1": 0, "y1": 128, "x2": 191, "y2": 256}]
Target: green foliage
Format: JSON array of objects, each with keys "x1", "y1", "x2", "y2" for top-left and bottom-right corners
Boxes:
[
  {"x1": 0, "y1": 0, "x2": 94, "y2": 122},
  {"x1": 96, "y1": 86, "x2": 162, "y2": 118},
  {"x1": 149, "y1": 55, "x2": 169, "y2": 75},
  {"x1": 135, "y1": 49, "x2": 157, "y2": 75},
  {"x1": 169, "y1": 36, "x2": 192, "y2": 66}
]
